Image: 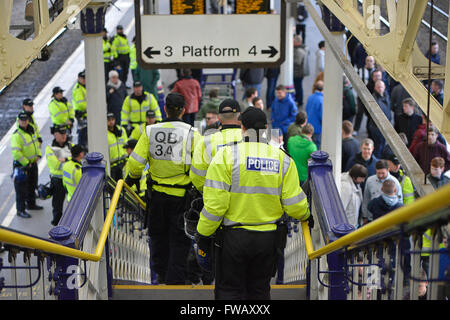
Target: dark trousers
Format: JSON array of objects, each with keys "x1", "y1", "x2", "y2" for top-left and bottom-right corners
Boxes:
[
  {"x1": 354, "y1": 98, "x2": 367, "y2": 132},
  {"x1": 148, "y1": 191, "x2": 191, "y2": 284},
  {"x1": 116, "y1": 54, "x2": 130, "y2": 83},
  {"x1": 104, "y1": 62, "x2": 112, "y2": 82},
  {"x1": 14, "y1": 162, "x2": 38, "y2": 212},
  {"x1": 293, "y1": 77, "x2": 304, "y2": 106},
  {"x1": 187, "y1": 240, "x2": 215, "y2": 285},
  {"x1": 214, "y1": 228, "x2": 277, "y2": 300},
  {"x1": 78, "y1": 126, "x2": 88, "y2": 150},
  {"x1": 51, "y1": 176, "x2": 66, "y2": 226},
  {"x1": 110, "y1": 162, "x2": 125, "y2": 182},
  {"x1": 266, "y1": 76, "x2": 279, "y2": 108}
]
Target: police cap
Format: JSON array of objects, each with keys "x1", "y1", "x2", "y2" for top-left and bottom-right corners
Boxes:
[
  {"x1": 116, "y1": 25, "x2": 123, "y2": 30},
  {"x1": 239, "y1": 107, "x2": 267, "y2": 130},
  {"x1": 165, "y1": 93, "x2": 185, "y2": 110},
  {"x1": 17, "y1": 111, "x2": 30, "y2": 121},
  {"x1": 133, "y1": 81, "x2": 143, "y2": 87},
  {"x1": 387, "y1": 154, "x2": 400, "y2": 165},
  {"x1": 78, "y1": 71, "x2": 85, "y2": 78},
  {"x1": 52, "y1": 86, "x2": 64, "y2": 94},
  {"x1": 51, "y1": 124, "x2": 68, "y2": 134},
  {"x1": 219, "y1": 99, "x2": 240, "y2": 114},
  {"x1": 22, "y1": 98, "x2": 34, "y2": 106},
  {"x1": 107, "y1": 112, "x2": 116, "y2": 119},
  {"x1": 146, "y1": 110, "x2": 156, "y2": 118}
]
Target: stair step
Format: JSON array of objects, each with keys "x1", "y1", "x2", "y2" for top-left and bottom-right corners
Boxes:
[{"x1": 111, "y1": 284, "x2": 306, "y2": 300}]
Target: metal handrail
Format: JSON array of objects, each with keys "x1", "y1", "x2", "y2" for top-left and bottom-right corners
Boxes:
[
  {"x1": 301, "y1": 183, "x2": 450, "y2": 260},
  {"x1": 0, "y1": 179, "x2": 144, "y2": 262}
]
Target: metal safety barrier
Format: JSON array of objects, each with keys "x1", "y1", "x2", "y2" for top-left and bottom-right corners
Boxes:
[{"x1": 0, "y1": 152, "x2": 151, "y2": 300}]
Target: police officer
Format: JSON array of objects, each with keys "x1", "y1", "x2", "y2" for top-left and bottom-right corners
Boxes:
[
  {"x1": 129, "y1": 110, "x2": 157, "y2": 141},
  {"x1": 48, "y1": 86, "x2": 74, "y2": 134},
  {"x1": 102, "y1": 28, "x2": 115, "y2": 82},
  {"x1": 121, "y1": 81, "x2": 162, "y2": 135},
  {"x1": 11, "y1": 111, "x2": 43, "y2": 218},
  {"x1": 125, "y1": 92, "x2": 201, "y2": 284},
  {"x1": 20, "y1": 98, "x2": 42, "y2": 145},
  {"x1": 190, "y1": 99, "x2": 243, "y2": 193},
  {"x1": 107, "y1": 113, "x2": 128, "y2": 181},
  {"x1": 72, "y1": 71, "x2": 88, "y2": 148},
  {"x1": 129, "y1": 36, "x2": 138, "y2": 82},
  {"x1": 45, "y1": 125, "x2": 72, "y2": 225},
  {"x1": 112, "y1": 25, "x2": 130, "y2": 83},
  {"x1": 195, "y1": 107, "x2": 311, "y2": 300},
  {"x1": 62, "y1": 144, "x2": 85, "y2": 202},
  {"x1": 386, "y1": 154, "x2": 415, "y2": 205}
]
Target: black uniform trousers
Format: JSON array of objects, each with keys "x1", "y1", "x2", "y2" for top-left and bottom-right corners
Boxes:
[
  {"x1": 51, "y1": 176, "x2": 66, "y2": 226},
  {"x1": 14, "y1": 162, "x2": 38, "y2": 212},
  {"x1": 148, "y1": 190, "x2": 191, "y2": 285},
  {"x1": 214, "y1": 228, "x2": 278, "y2": 300},
  {"x1": 116, "y1": 54, "x2": 130, "y2": 83}
]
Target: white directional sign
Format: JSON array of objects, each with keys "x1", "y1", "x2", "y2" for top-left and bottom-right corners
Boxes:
[{"x1": 137, "y1": 13, "x2": 284, "y2": 68}]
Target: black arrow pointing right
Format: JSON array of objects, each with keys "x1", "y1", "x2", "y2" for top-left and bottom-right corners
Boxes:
[
  {"x1": 144, "y1": 47, "x2": 161, "y2": 59},
  {"x1": 261, "y1": 46, "x2": 278, "y2": 58}
]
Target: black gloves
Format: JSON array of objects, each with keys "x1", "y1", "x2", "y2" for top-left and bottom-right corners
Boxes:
[
  {"x1": 194, "y1": 232, "x2": 212, "y2": 254},
  {"x1": 125, "y1": 175, "x2": 140, "y2": 193}
]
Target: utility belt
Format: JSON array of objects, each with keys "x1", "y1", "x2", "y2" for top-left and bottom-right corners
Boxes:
[
  {"x1": 75, "y1": 111, "x2": 87, "y2": 129},
  {"x1": 111, "y1": 158, "x2": 127, "y2": 168}
]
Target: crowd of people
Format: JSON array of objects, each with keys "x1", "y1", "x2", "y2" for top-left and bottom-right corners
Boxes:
[{"x1": 8, "y1": 12, "x2": 450, "y2": 299}]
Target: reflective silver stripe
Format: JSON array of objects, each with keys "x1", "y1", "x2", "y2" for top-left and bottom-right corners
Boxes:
[
  {"x1": 130, "y1": 151, "x2": 146, "y2": 165},
  {"x1": 51, "y1": 174, "x2": 63, "y2": 179},
  {"x1": 223, "y1": 217, "x2": 279, "y2": 227},
  {"x1": 204, "y1": 134, "x2": 213, "y2": 162},
  {"x1": 122, "y1": 110, "x2": 130, "y2": 115},
  {"x1": 282, "y1": 154, "x2": 291, "y2": 178},
  {"x1": 190, "y1": 165, "x2": 207, "y2": 177},
  {"x1": 423, "y1": 232, "x2": 431, "y2": 241},
  {"x1": 232, "y1": 185, "x2": 281, "y2": 195},
  {"x1": 75, "y1": 99, "x2": 86, "y2": 104},
  {"x1": 204, "y1": 179, "x2": 230, "y2": 191},
  {"x1": 11, "y1": 147, "x2": 22, "y2": 152},
  {"x1": 201, "y1": 208, "x2": 223, "y2": 222},
  {"x1": 53, "y1": 109, "x2": 69, "y2": 117},
  {"x1": 282, "y1": 191, "x2": 306, "y2": 206},
  {"x1": 185, "y1": 127, "x2": 194, "y2": 165},
  {"x1": 230, "y1": 144, "x2": 240, "y2": 190},
  {"x1": 404, "y1": 192, "x2": 414, "y2": 198}
]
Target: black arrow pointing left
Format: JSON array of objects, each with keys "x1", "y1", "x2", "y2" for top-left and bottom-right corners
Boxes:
[
  {"x1": 261, "y1": 46, "x2": 278, "y2": 58},
  {"x1": 144, "y1": 47, "x2": 161, "y2": 59}
]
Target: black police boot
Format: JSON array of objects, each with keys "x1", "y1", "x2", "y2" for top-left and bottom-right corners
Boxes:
[{"x1": 17, "y1": 211, "x2": 32, "y2": 218}]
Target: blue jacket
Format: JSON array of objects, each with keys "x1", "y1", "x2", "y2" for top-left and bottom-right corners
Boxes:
[
  {"x1": 305, "y1": 91, "x2": 323, "y2": 135},
  {"x1": 368, "y1": 196, "x2": 403, "y2": 221},
  {"x1": 271, "y1": 95, "x2": 297, "y2": 135}
]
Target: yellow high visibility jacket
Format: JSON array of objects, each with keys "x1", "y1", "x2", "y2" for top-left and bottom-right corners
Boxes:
[
  {"x1": 121, "y1": 92, "x2": 162, "y2": 128},
  {"x1": 72, "y1": 82, "x2": 87, "y2": 116},
  {"x1": 45, "y1": 141, "x2": 72, "y2": 178},
  {"x1": 112, "y1": 34, "x2": 130, "y2": 57},
  {"x1": 190, "y1": 126, "x2": 242, "y2": 193},
  {"x1": 123, "y1": 162, "x2": 148, "y2": 198},
  {"x1": 11, "y1": 125, "x2": 41, "y2": 166},
  {"x1": 108, "y1": 125, "x2": 128, "y2": 165},
  {"x1": 62, "y1": 158, "x2": 82, "y2": 202},
  {"x1": 197, "y1": 140, "x2": 310, "y2": 236},
  {"x1": 398, "y1": 169, "x2": 415, "y2": 205},
  {"x1": 48, "y1": 98, "x2": 74, "y2": 126},
  {"x1": 129, "y1": 44, "x2": 137, "y2": 70},
  {"x1": 127, "y1": 120, "x2": 201, "y2": 197},
  {"x1": 103, "y1": 38, "x2": 114, "y2": 63},
  {"x1": 422, "y1": 228, "x2": 446, "y2": 257},
  {"x1": 130, "y1": 123, "x2": 146, "y2": 141}
]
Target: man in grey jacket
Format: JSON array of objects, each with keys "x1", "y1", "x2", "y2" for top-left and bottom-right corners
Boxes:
[{"x1": 361, "y1": 160, "x2": 403, "y2": 225}]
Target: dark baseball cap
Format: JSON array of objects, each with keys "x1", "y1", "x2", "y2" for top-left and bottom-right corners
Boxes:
[
  {"x1": 22, "y1": 98, "x2": 34, "y2": 106},
  {"x1": 17, "y1": 111, "x2": 30, "y2": 121},
  {"x1": 123, "y1": 139, "x2": 138, "y2": 149},
  {"x1": 387, "y1": 154, "x2": 400, "y2": 165},
  {"x1": 239, "y1": 107, "x2": 267, "y2": 130},
  {"x1": 165, "y1": 93, "x2": 185, "y2": 110},
  {"x1": 146, "y1": 110, "x2": 156, "y2": 118},
  {"x1": 52, "y1": 86, "x2": 64, "y2": 94},
  {"x1": 219, "y1": 99, "x2": 241, "y2": 114},
  {"x1": 78, "y1": 71, "x2": 85, "y2": 78},
  {"x1": 133, "y1": 81, "x2": 142, "y2": 87}
]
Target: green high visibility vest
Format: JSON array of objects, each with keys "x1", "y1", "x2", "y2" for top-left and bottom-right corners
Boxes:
[
  {"x1": 48, "y1": 98, "x2": 74, "y2": 126},
  {"x1": 62, "y1": 158, "x2": 82, "y2": 202},
  {"x1": 11, "y1": 125, "x2": 41, "y2": 166}
]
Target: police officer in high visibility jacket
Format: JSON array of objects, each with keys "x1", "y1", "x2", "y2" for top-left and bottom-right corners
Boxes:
[
  {"x1": 102, "y1": 28, "x2": 115, "y2": 82},
  {"x1": 19, "y1": 98, "x2": 42, "y2": 146},
  {"x1": 48, "y1": 86, "x2": 75, "y2": 132},
  {"x1": 387, "y1": 154, "x2": 415, "y2": 205},
  {"x1": 129, "y1": 36, "x2": 138, "y2": 82},
  {"x1": 125, "y1": 92, "x2": 201, "y2": 284},
  {"x1": 107, "y1": 113, "x2": 128, "y2": 181},
  {"x1": 190, "y1": 99, "x2": 243, "y2": 193},
  {"x1": 130, "y1": 110, "x2": 157, "y2": 141},
  {"x1": 72, "y1": 71, "x2": 88, "y2": 148},
  {"x1": 62, "y1": 144, "x2": 85, "y2": 202},
  {"x1": 11, "y1": 111, "x2": 43, "y2": 218},
  {"x1": 195, "y1": 107, "x2": 311, "y2": 300},
  {"x1": 45, "y1": 125, "x2": 72, "y2": 225},
  {"x1": 112, "y1": 25, "x2": 130, "y2": 83},
  {"x1": 121, "y1": 81, "x2": 162, "y2": 135}
]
